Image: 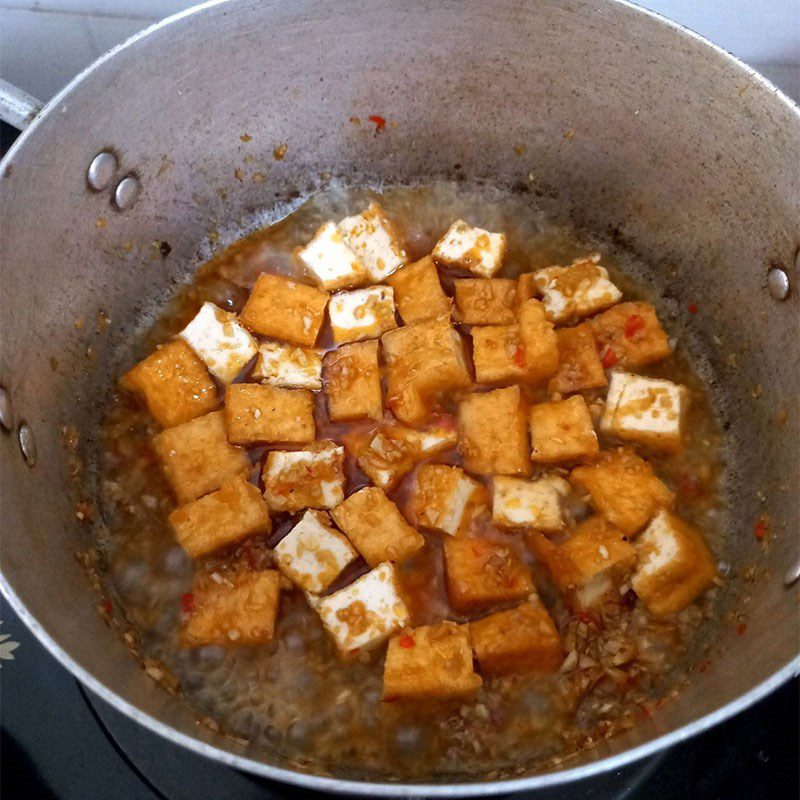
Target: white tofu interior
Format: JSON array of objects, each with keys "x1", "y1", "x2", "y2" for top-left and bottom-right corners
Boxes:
[
  {"x1": 492, "y1": 475, "x2": 571, "y2": 532},
  {"x1": 533, "y1": 257, "x2": 622, "y2": 322},
  {"x1": 439, "y1": 473, "x2": 479, "y2": 535},
  {"x1": 274, "y1": 510, "x2": 358, "y2": 594},
  {"x1": 297, "y1": 221, "x2": 367, "y2": 290},
  {"x1": 338, "y1": 203, "x2": 406, "y2": 282},
  {"x1": 329, "y1": 286, "x2": 396, "y2": 342},
  {"x1": 252, "y1": 340, "x2": 323, "y2": 389},
  {"x1": 433, "y1": 219, "x2": 506, "y2": 277},
  {"x1": 262, "y1": 445, "x2": 345, "y2": 510},
  {"x1": 314, "y1": 562, "x2": 410, "y2": 654},
  {"x1": 600, "y1": 372, "x2": 686, "y2": 446},
  {"x1": 632, "y1": 510, "x2": 681, "y2": 587},
  {"x1": 178, "y1": 301, "x2": 257, "y2": 384}
]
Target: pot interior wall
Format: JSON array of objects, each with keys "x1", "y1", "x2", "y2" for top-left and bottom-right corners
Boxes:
[{"x1": 1, "y1": 0, "x2": 797, "y2": 789}]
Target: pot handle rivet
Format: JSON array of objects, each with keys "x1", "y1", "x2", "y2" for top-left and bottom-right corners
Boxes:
[
  {"x1": 87, "y1": 151, "x2": 118, "y2": 191},
  {"x1": 785, "y1": 558, "x2": 800, "y2": 587},
  {"x1": 18, "y1": 422, "x2": 37, "y2": 467},
  {"x1": 766, "y1": 267, "x2": 789, "y2": 301},
  {"x1": 0, "y1": 386, "x2": 14, "y2": 431},
  {"x1": 113, "y1": 174, "x2": 141, "y2": 210}
]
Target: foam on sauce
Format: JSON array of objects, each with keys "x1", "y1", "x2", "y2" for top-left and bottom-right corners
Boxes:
[{"x1": 96, "y1": 184, "x2": 725, "y2": 780}]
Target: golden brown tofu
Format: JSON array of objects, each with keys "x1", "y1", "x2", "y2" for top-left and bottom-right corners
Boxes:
[
  {"x1": 408, "y1": 464, "x2": 481, "y2": 536},
  {"x1": 517, "y1": 299, "x2": 559, "y2": 383},
  {"x1": 382, "y1": 622, "x2": 481, "y2": 701},
  {"x1": 470, "y1": 601, "x2": 563, "y2": 676},
  {"x1": 331, "y1": 487, "x2": 424, "y2": 567},
  {"x1": 589, "y1": 301, "x2": 671, "y2": 369},
  {"x1": 529, "y1": 395, "x2": 599, "y2": 464},
  {"x1": 261, "y1": 441, "x2": 345, "y2": 512},
  {"x1": 632, "y1": 510, "x2": 717, "y2": 616},
  {"x1": 517, "y1": 272, "x2": 538, "y2": 302},
  {"x1": 470, "y1": 324, "x2": 528, "y2": 384},
  {"x1": 181, "y1": 570, "x2": 281, "y2": 647},
  {"x1": 120, "y1": 339, "x2": 218, "y2": 429},
  {"x1": 443, "y1": 537, "x2": 533, "y2": 613},
  {"x1": 323, "y1": 340, "x2": 382, "y2": 422},
  {"x1": 153, "y1": 411, "x2": 250, "y2": 504},
  {"x1": 548, "y1": 323, "x2": 607, "y2": 395},
  {"x1": 238, "y1": 273, "x2": 329, "y2": 347},
  {"x1": 381, "y1": 317, "x2": 472, "y2": 424},
  {"x1": 386, "y1": 256, "x2": 451, "y2": 324},
  {"x1": 570, "y1": 448, "x2": 674, "y2": 536},
  {"x1": 458, "y1": 386, "x2": 531, "y2": 476},
  {"x1": 453, "y1": 278, "x2": 518, "y2": 325},
  {"x1": 224, "y1": 383, "x2": 315, "y2": 445},
  {"x1": 169, "y1": 475, "x2": 271, "y2": 558},
  {"x1": 554, "y1": 516, "x2": 636, "y2": 609}
]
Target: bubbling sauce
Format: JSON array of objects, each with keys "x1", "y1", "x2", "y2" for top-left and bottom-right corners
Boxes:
[{"x1": 96, "y1": 184, "x2": 724, "y2": 780}]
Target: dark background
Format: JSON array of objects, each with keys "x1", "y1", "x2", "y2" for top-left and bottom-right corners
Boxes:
[{"x1": 1, "y1": 119, "x2": 798, "y2": 800}]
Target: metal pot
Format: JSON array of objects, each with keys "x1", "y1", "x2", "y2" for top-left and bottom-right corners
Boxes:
[{"x1": 1, "y1": 0, "x2": 797, "y2": 794}]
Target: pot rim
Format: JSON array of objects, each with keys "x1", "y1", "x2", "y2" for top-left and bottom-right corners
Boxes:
[{"x1": 1, "y1": 0, "x2": 798, "y2": 794}]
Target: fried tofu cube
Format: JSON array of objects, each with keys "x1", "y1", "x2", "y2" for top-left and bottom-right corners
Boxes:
[
  {"x1": 382, "y1": 318, "x2": 471, "y2": 424},
  {"x1": 443, "y1": 537, "x2": 533, "y2": 613},
  {"x1": 337, "y1": 202, "x2": 407, "y2": 281},
  {"x1": 274, "y1": 509, "x2": 359, "y2": 594},
  {"x1": 383, "y1": 622, "x2": 481, "y2": 701},
  {"x1": 632, "y1": 510, "x2": 717, "y2": 616},
  {"x1": 432, "y1": 220, "x2": 506, "y2": 277},
  {"x1": 182, "y1": 571, "x2": 281, "y2": 647},
  {"x1": 518, "y1": 298, "x2": 559, "y2": 382},
  {"x1": 556, "y1": 516, "x2": 636, "y2": 609},
  {"x1": 589, "y1": 301, "x2": 671, "y2": 369},
  {"x1": 469, "y1": 600, "x2": 563, "y2": 676},
  {"x1": 239, "y1": 273, "x2": 329, "y2": 347},
  {"x1": 492, "y1": 474, "x2": 571, "y2": 533},
  {"x1": 315, "y1": 562, "x2": 410, "y2": 655},
  {"x1": 458, "y1": 386, "x2": 531, "y2": 476},
  {"x1": 409, "y1": 464, "x2": 481, "y2": 536},
  {"x1": 529, "y1": 395, "x2": 599, "y2": 464},
  {"x1": 453, "y1": 278, "x2": 518, "y2": 324},
  {"x1": 331, "y1": 487, "x2": 424, "y2": 567},
  {"x1": 169, "y1": 475, "x2": 271, "y2": 558},
  {"x1": 324, "y1": 340, "x2": 382, "y2": 422},
  {"x1": 295, "y1": 221, "x2": 368, "y2": 290},
  {"x1": 600, "y1": 372, "x2": 687, "y2": 452},
  {"x1": 153, "y1": 411, "x2": 250, "y2": 503},
  {"x1": 570, "y1": 448, "x2": 674, "y2": 536},
  {"x1": 348, "y1": 423, "x2": 457, "y2": 490},
  {"x1": 329, "y1": 286, "x2": 397, "y2": 344},
  {"x1": 548, "y1": 323, "x2": 607, "y2": 395},
  {"x1": 224, "y1": 383, "x2": 314, "y2": 445},
  {"x1": 533, "y1": 255, "x2": 622, "y2": 323},
  {"x1": 261, "y1": 441, "x2": 345, "y2": 512},
  {"x1": 517, "y1": 272, "x2": 538, "y2": 302},
  {"x1": 120, "y1": 339, "x2": 218, "y2": 428},
  {"x1": 251, "y1": 341, "x2": 323, "y2": 390},
  {"x1": 178, "y1": 302, "x2": 258, "y2": 384},
  {"x1": 386, "y1": 256, "x2": 451, "y2": 323}
]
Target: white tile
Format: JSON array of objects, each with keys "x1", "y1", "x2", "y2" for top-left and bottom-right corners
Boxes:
[{"x1": 85, "y1": 14, "x2": 154, "y2": 58}]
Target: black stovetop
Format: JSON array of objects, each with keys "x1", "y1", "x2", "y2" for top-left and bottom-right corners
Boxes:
[{"x1": 1, "y1": 600, "x2": 797, "y2": 800}]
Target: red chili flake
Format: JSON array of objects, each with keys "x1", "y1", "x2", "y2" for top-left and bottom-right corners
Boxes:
[
  {"x1": 368, "y1": 115, "x2": 386, "y2": 132},
  {"x1": 512, "y1": 344, "x2": 527, "y2": 368},
  {"x1": 382, "y1": 695, "x2": 399, "y2": 703},
  {"x1": 100, "y1": 599, "x2": 113, "y2": 615},
  {"x1": 753, "y1": 515, "x2": 769, "y2": 541},
  {"x1": 638, "y1": 702, "x2": 652, "y2": 719},
  {"x1": 398, "y1": 634, "x2": 415, "y2": 648},
  {"x1": 698, "y1": 659, "x2": 711, "y2": 673},
  {"x1": 677, "y1": 473, "x2": 701, "y2": 498},
  {"x1": 601, "y1": 348, "x2": 618, "y2": 369},
  {"x1": 737, "y1": 622, "x2": 748, "y2": 636},
  {"x1": 181, "y1": 593, "x2": 195, "y2": 614},
  {"x1": 687, "y1": 302, "x2": 698, "y2": 314},
  {"x1": 576, "y1": 610, "x2": 597, "y2": 627},
  {"x1": 623, "y1": 314, "x2": 646, "y2": 339}
]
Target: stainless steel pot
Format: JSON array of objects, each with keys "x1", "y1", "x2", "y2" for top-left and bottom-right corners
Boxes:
[{"x1": 1, "y1": 0, "x2": 798, "y2": 794}]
